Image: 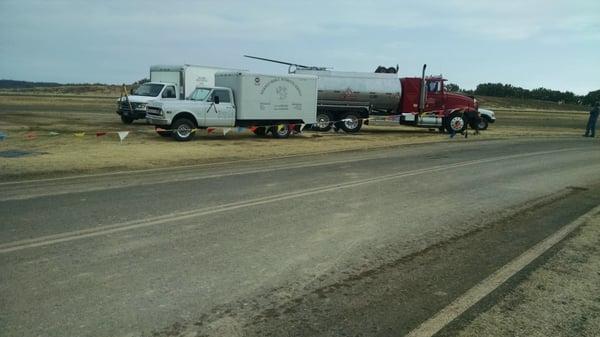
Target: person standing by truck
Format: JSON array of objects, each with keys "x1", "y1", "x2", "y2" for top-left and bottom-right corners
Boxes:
[
  {"x1": 463, "y1": 110, "x2": 481, "y2": 138},
  {"x1": 583, "y1": 101, "x2": 599, "y2": 138}
]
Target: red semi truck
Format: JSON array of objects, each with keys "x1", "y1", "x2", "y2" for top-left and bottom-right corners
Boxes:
[
  {"x1": 296, "y1": 65, "x2": 484, "y2": 133},
  {"x1": 245, "y1": 56, "x2": 494, "y2": 133}
]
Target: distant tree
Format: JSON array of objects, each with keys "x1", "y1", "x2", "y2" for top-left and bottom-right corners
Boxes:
[
  {"x1": 474, "y1": 82, "x2": 583, "y2": 104},
  {"x1": 445, "y1": 83, "x2": 460, "y2": 92}
]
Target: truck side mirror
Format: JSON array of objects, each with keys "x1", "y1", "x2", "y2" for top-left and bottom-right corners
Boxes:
[{"x1": 213, "y1": 95, "x2": 220, "y2": 104}]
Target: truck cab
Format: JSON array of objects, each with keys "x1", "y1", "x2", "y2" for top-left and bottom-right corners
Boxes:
[
  {"x1": 116, "y1": 82, "x2": 179, "y2": 124},
  {"x1": 399, "y1": 76, "x2": 480, "y2": 133}
]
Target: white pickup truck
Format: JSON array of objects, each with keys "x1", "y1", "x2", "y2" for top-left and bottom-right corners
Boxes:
[
  {"x1": 146, "y1": 72, "x2": 318, "y2": 141},
  {"x1": 117, "y1": 64, "x2": 243, "y2": 124}
]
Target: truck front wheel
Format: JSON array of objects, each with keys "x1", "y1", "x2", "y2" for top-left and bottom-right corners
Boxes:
[
  {"x1": 171, "y1": 118, "x2": 196, "y2": 141},
  {"x1": 340, "y1": 113, "x2": 363, "y2": 133},
  {"x1": 445, "y1": 112, "x2": 466, "y2": 134}
]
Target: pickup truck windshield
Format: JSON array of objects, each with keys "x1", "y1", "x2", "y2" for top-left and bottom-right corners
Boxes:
[
  {"x1": 132, "y1": 83, "x2": 164, "y2": 97},
  {"x1": 190, "y1": 88, "x2": 211, "y2": 101}
]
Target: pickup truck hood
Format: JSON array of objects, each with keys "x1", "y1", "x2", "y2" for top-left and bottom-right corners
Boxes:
[
  {"x1": 117, "y1": 95, "x2": 159, "y2": 103},
  {"x1": 147, "y1": 99, "x2": 211, "y2": 111}
]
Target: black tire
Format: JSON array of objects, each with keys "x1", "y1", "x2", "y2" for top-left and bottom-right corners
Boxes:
[
  {"x1": 121, "y1": 115, "x2": 134, "y2": 124},
  {"x1": 155, "y1": 127, "x2": 172, "y2": 137},
  {"x1": 272, "y1": 124, "x2": 290, "y2": 139},
  {"x1": 313, "y1": 112, "x2": 333, "y2": 132},
  {"x1": 477, "y1": 116, "x2": 490, "y2": 131},
  {"x1": 445, "y1": 111, "x2": 466, "y2": 134},
  {"x1": 171, "y1": 118, "x2": 196, "y2": 141},
  {"x1": 253, "y1": 127, "x2": 266, "y2": 137},
  {"x1": 339, "y1": 113, "x2": 363, "y2": 133}
]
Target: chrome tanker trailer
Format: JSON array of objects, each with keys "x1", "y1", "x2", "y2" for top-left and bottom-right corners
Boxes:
[{"x1": 245, "y1": 55, "x2": 486, "y2": 133}]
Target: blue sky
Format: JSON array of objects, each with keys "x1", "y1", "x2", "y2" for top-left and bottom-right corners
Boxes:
[{"x1": 1, "y1": 0, "x2": 599, "y2": 94}]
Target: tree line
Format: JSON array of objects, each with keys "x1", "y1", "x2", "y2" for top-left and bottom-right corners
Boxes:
[{"x1": 446, "y1": 83, "x2": 600, "y2": 106}]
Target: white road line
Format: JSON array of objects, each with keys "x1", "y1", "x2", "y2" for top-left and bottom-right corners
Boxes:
[
  {"x1": 404, "y1": 204, "x2": 600, "y2": 337},
  {"x1": 0, "y1": 148, "x2": 575, "y2": 254}
]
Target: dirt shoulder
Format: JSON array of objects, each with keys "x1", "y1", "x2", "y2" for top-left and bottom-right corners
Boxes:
[{"x1": 453, "y1": 212, "x2": 600, "y2": 337}]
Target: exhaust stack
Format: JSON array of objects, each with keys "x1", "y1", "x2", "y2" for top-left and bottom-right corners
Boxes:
[{"x1": 418, "y1": 64, "x2": 427, "y2": 114}]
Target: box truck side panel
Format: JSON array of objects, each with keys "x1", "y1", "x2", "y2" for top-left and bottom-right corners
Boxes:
[{"x1": 216, "y1": 73, "x2": 316, "y2": 124}]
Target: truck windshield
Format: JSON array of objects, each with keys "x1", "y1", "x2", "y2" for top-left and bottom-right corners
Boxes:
[
  {"x1": 189, "y1": 88, "x2": 211, "y2": 101},
  {"x1": 132, "y1": 83, "x2": 164, "y2": 97}
]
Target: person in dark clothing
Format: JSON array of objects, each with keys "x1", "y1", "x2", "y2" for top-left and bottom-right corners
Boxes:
[
  {"x1": 584, "y1": 101, "x2": 599, "y2": 138},
  {"x1": 463, "y1": 110, "x2": 481, "y2": 138}
]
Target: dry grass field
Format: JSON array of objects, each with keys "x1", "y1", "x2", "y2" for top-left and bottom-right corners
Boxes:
[{"x1": 0, "y1": 92, "x2": 592, "y2": 182}]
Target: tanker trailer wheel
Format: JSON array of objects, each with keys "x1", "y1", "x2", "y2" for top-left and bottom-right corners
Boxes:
[
  {"x1": 340, "y1": 113, "x2": 363, "y2": 133},
  {"x1": 477, "y1": 116, "x2": 490, "y2": 131},
  {"x1": 313, "y1": 112, "x2": 333, "y2": 132},
  {"x1": 272, "y1": 124, "x2": 290, "y2": 139},
  {"x1": 445, "y1": 112, "x2": 466, "y2": 134},
  {"x1": 171, "y1": 118, "x2": 196, "y2": 142}
]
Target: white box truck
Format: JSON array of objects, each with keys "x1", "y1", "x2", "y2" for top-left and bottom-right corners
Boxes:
[
  {"x1": 145, "y1": 72, "x2": 318, "y2": 141},
  {"x1": 116, "y1": 64, "x2": 243, "y2": 124}
]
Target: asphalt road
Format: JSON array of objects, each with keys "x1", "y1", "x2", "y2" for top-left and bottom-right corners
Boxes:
[{"x1": 1, "y1": 137, "x2": 599, "y2": 337}]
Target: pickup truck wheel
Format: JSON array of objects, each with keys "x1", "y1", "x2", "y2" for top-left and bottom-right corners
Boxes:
[
  {"x1": 121, "y1": 115, "x2": 134, "y2": 124},
  {"x1": 172, "y1": 118, "x2": 196, "y2": 141},
  {"x1": 155, "y1": 127, "x2": 172, "y2": 137},
  {"x1": 477, "y1": 116, "x2": 490, "y2": 130},
  {"x1": 313, "y1": 112, "x2": 333, "y2": 132},
  {"x1": 272, "y1": 124, "x2": 290, "y2": 139},
  {"x1": 339, "y1": 113, "x2": 363, "y2": 133},
  {"x1": 445, "y1": 112, "x2": 466, "y2": 134}
]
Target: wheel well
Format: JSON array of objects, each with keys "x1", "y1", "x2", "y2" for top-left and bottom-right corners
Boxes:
[{"x1": 172, "y1": 112, "x2": 198, "y2": 127}]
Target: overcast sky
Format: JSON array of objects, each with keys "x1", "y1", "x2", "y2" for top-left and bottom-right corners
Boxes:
[{"x1": 1, "y1": 0, "x2": 599, "y2": 94}]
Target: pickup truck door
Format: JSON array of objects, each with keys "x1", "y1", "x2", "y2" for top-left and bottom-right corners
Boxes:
[{"x1": 205, "y1": 89, "x2": 235, "y2": 127}]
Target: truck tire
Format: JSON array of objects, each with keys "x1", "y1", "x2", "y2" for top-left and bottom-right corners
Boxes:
[
  {"x1": 313, "y1": 112, "x2": 333, "y2": 132},
  {"x1": 272, "y1": 124, "x2": 290, "y2": 139},
  {"x1": 339, "y1": 113, "x2": 363, "y2": 133},
  {"x1": 155, "y1": 127, "x2": 172, "y2": 137},
  {"x1": 171, "y1": 118, "x2": 196, "y2": 141},
  {"x1": 253, "y1": 127, "x2": 267, "y2": 137},
  {"x1": 121, "y1": 115, "x2": 134, "y2": 124},
  {"x1": 477, "y1": 116, "x2": 490, "y2": 131},
  {"x1": 445, "y1": 111, "x2": 466, "y2": 134}
]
